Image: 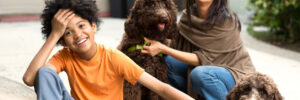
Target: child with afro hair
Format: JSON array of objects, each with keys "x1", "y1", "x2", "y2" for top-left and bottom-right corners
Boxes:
[{"x1": 23, "y1": 0, "x2": 193, "y2": 100}]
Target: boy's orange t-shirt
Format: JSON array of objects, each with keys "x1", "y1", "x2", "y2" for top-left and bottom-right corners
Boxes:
[{"x1": 49, "y1": 44, "x2": 144, "y2": 100}]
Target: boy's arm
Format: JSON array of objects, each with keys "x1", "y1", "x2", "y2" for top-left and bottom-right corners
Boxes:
[
  {"x1": 23, "y1": 34, "x2": 59, "y2": 86},
  {"x1": 138, "y1": 72, "x2": 194, "y2": 100},
  {"x1": 23, "y1": 9, "x2": 74, "y2": 86}
]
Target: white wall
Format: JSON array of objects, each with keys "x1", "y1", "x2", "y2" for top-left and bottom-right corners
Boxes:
[
  {"x1": 0, "y1": 0, "x2": 44, "y2": 15},
  {"x1": 97, "y1": 0, "x2": 109, "y2": 13}
]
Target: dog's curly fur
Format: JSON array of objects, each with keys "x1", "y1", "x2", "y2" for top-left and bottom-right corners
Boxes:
[
  {"x1": 117, "y1": 0, "x2": 178, "y2": 100},
  {"x1": 226, "y1": 72, "x2": 283, "y2": 100}
]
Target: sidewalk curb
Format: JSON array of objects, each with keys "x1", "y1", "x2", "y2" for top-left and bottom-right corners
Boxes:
[{"x1": 0, "y1": 15, "x2": 40, "y2": 22}]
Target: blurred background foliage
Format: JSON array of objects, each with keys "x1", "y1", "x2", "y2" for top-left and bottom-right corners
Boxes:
[{"x1": 247, "y1": 0, "x2": 300, "y2": 44}]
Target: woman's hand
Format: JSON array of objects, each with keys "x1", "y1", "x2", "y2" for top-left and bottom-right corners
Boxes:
[
  {"x1": 51, "y1": 9, "x2": 75, "y2": 38},
  {"x1": 141, "y1": 38, "x2": 166, "y2": 56},
  {"x1": 142, "y1": 38, "x2": 200, "y2": 66}
]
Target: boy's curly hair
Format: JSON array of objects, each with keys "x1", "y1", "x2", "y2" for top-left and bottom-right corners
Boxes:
[{"x1": 41, "y1": 0, "x2": 100, "y2": 44}]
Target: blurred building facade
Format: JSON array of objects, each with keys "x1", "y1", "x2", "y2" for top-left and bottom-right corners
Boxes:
[
  {"x1": 0, "y1": 0, "x2": 184, "y2": 18},
  {"x1": 0, "y1": 0, "x2": 110, "y2": 16}
]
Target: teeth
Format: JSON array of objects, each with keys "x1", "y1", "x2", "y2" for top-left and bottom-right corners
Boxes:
[{"x1": 77, "y1": 39, "x2": 87, "y2": 44}]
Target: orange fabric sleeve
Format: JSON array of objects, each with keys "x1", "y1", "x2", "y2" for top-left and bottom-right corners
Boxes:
[
  {"x1": 110, "y1": 49, "x2": 144, "y2": 85},
  {"x1": 49, "y1": 49, "x2": 66, "y2": 73}
]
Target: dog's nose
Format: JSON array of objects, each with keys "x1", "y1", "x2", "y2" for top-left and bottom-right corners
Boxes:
[
  {"x1": 160, "y1": 14, "x2": 168, "y2": 21},
  {"x1": 160, "y1": 14, "x2": 167, "y2": 19}
]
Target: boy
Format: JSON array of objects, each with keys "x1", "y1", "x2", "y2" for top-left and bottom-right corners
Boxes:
[{"x1": 22, "y1": 0, "x2": 193, "y2": 100}]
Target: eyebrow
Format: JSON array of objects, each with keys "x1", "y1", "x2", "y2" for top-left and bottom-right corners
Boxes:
[
  {"x1": 76, "y1": 20, "x2": 84, "y2": 25},
  {"x1": 65, "y1": 20, "x2": 84, "y2": 30}
]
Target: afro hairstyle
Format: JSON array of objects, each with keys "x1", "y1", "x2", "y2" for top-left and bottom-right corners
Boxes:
[{"x1": 40, "y1": 0, "x2": 101, "y2": 45}]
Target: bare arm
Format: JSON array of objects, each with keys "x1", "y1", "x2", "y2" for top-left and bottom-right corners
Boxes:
[
  {"x1": 23, "y1": 9, "x2": 75, "y2": 86},
  {"x1": 141, "y1": 38, "x2": 200, "y2": 66},
  {"x1": 138, "y1": 72, "x2": 194, "y2": 100}
]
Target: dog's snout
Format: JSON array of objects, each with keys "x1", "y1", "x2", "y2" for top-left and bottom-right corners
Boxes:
[
  {"x1": 160, "y1": 14, "x2": 167, "y2": 19},
  {"x1": 160, "y1": 14, "x2": 168, "y2": 22}
]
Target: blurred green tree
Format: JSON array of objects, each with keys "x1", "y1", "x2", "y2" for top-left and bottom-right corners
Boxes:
[{"x1": 248, "y1": 0, "x2": 300, "y2": 43}]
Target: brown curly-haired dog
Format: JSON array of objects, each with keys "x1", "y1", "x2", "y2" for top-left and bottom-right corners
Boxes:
[
  {"x1": 226, "y1": 72, "x2": 283, "y2": 100},
  {"x1": 117, "y1": 0, "x2": 178, "y2": 100}
]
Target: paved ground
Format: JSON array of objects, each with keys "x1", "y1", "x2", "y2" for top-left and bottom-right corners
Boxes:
[
  {"x1": 0, "y1": 76, "x2": 35, "y2": 100},
  {"x1": 0, "y1": 17, "x2": 300, "y2": 100}
]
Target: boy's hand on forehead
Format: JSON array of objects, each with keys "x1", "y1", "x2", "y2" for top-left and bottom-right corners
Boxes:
[{"x1": 51, "y1": 9, "x2": 75, "y2": 38}]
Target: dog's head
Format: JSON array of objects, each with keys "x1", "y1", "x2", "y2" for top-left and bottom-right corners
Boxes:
[
  {"x1": 226, "y1": 72, "x2": 283, "y2": 100},
  {"x1": 125, "y1": 0, "x2": 178, "y2": 41}
]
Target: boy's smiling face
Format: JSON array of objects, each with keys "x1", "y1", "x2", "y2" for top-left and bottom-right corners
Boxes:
[{"x1": 61, "y1": 15, "x2": 97, "y2": 55}]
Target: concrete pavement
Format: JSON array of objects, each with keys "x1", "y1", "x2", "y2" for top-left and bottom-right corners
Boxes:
[
  {"x1": 0, "y1": 76, "x2": 35, "y2": 100},
  {"x1": 0, "y1": 17, "x2": 300, "y2": 100}
]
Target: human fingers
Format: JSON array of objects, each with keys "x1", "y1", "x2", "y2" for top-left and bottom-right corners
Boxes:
[
  {"x1": 142, "y1": 46, "x2": 156, "y2": 56},
  {"x1": 54, "y1": 9, "x2": 63, "y2": 18},
  {"x1": 61, "y1": 10, "x2": 74, "y2": 21},
  {"x1": 56, "y1": 9, "x2": 71, "y2": 19},
  {"x1": 144, "y1": 37, "x2": 154, "y2": 43},
  {"x1": 62, "y1": 11, "x2": 75, "y2": 25},
  {"x1": 143, "y1": 45, "x2": 150, "y2": 50},
  {"x1": 141, "y1": 49, "x2": 149, "y2": 54},
  {"x1": 51, "y1": 9, "x2": 72, "y2": 37},
  {"x1": 64, "y1": 13, "x2": 75, "y2": 24},
  {"x1": 52, "y1": 9, "x2": 70, "y2": 24},
  {"x1": 142, "y1": 49, "x2": 156, "y2": 56}
]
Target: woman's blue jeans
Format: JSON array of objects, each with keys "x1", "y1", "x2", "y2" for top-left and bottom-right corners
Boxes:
[{"x1": 165, "y1": 56, "x2": 236, "y2": 100}]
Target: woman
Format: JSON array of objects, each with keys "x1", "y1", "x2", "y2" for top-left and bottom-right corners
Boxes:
[{"x1": 141, "y1": 0, "x2": 256, "y2": 99}]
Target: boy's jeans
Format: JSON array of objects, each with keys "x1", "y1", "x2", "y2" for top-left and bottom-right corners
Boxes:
[
  {"x1": 34, "y1": 67, "x2": 74, "y2": 100},
  {"x1": 165, "y1": 56, "x2": 236, "y2": 100}
]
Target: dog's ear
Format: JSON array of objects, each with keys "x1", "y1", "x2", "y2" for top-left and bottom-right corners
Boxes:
[
  {"x1": 125, "y1": 19, "x2": 139, "y2": 38},
  {"x1": 163, "y1": 0, "x2": 175, "y2": 8},
  {"x1": 266, "y1": 83, "x2": 283, "y2": 100},
  {"x1": 259, "y1": 74, "x2": 283, "y2": 100},
  {"x1": 273, "y1": 88, "x2": 283, "y2": 100},
  {"x1": 167, "y1": 24, "x2": 179, "y2": 39},
  {"x1": 164, "y1": 0, "x2": 178, "y2": 39},
  {"x1": 226, "y1": 87, "x2": 237, "y2": 100}
]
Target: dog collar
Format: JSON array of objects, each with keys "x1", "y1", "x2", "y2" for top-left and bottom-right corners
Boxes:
[{"x1": 127, "y1": 41, "x2": 163, "y2": 57}]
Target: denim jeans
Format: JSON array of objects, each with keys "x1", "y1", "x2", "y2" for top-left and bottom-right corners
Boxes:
[
  {"x1": 34, "y1": 67, "x2": 74, "y2": 100},
  {"x1": 165, "y1": 56, "x2": 236, "y2": 100}
]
